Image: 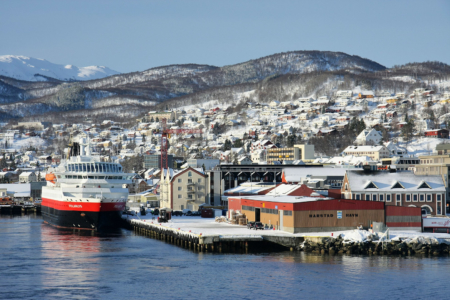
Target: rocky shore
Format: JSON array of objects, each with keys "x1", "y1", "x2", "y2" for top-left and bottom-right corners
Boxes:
[{"x1": 302, "y1": 235, "x2": 450, "y2": 256}]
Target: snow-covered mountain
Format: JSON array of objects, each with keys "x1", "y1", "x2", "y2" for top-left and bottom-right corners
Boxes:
[{"x1": 0, "y1": 55, "x2": 120, "y2": 81}]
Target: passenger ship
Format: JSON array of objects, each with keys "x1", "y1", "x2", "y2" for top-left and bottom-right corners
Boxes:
[{"x1": 42, "y1": 139, "x2": 133, "y2": 231}]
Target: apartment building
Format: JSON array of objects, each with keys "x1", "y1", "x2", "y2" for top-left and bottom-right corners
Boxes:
[
  {"x1": 159, "y1": 167, "x2": 207, "y2": 211},
  {"x1": 266, "y1": 144, "x2": 315, "y2": 164},
  {"x1": 342, "y1": 145, "x2": 390, "y2": 161}
]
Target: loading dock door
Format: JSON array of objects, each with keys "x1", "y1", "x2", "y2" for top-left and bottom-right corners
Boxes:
[{"x1": 255, "y1": 208, "x2": 260, "y2": 222}]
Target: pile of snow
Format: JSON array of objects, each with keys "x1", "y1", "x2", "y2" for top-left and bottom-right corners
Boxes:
[
  {"x1": 341, "y1": 229, "x2": 379, "y2": 243},
  {"x1": 0, "y1": 55, "x2": 120, "y2": 81},
  {"x1": 401, "y1": 236, "x2": 440, "y2": 245}
]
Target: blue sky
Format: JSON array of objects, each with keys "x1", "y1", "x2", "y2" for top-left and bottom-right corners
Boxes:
[{"x1": 1, "y1": 0, "x2": 449, "y2": 73}]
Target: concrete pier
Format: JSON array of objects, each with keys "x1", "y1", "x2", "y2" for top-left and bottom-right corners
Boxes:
[{"x1": 129, "y1": 219, "x2": 301, "y2": 252}]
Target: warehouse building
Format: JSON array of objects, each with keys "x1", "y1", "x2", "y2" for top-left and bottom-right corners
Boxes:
[{"x1": 229, "y1": 195, "x2": 385, "y2": 233}]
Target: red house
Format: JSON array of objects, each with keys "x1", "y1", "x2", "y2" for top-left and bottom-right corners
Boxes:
[{"x1": 424, "y1": 129, "x2": 449, "y2": 139}]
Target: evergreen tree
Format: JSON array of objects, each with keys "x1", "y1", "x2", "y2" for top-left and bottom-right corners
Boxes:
[
  {"x1": 401, "y1": 119, "x2": 415, "y2": 143},
  {"x1": 233, "y1": 139, "x2": 243, "y2": 148},
  {"x1": 223, "y1": 139, "x2": 232, "y2": 151},
  {"x1": 287, "y1": 134, "x2": 297, "y2": 147}
]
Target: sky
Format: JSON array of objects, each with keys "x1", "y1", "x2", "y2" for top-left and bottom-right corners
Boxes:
[{"x1": 1, "y1": 0, "x2": 449, "y2": 73}]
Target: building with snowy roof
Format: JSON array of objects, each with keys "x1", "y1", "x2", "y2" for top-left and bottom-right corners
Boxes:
[
  {"x1": 342, "y1": 145, "x2": 390, "y2": 161},
  {"x1": 159, "y1": 167, "x2": 207, "y2": 211},
  {"x1": 228, "y1": 194, "x2": 385, "y2": 233},
  {"x1": 355, "y1": 129, "x2": 383, "y2": 146},
  {"x1": 342, "y1": 170, "x2": 446, "y2": 216}
]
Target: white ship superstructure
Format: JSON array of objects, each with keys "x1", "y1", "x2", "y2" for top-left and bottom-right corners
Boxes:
[{"x1": 41, "y1": 138, "x2": 134, "y2": 230}]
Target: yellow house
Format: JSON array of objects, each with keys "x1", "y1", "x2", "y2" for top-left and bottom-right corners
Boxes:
[
  {"x1": 386, "y1": 98, "x2": 398, "y2": 104},
  {"x1": 128, "y1": 191, "x2": 159, "y2": 207}
]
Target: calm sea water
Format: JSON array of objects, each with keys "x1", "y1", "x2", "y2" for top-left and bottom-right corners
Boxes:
[{"x1": 1, "y1": 214, "x2": 449, "y2": 300}]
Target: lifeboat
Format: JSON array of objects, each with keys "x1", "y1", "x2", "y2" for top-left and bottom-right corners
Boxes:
[{"x1": 45, "y1": 173, "x2": 56, "y2": 184}]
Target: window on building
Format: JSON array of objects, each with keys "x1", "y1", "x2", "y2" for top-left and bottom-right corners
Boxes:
[
  {"x1": 188, "y1": 179, "x2": 192, "y2": 184},
  {"x1": 426, "y1": 194, "x2": 432, "y2": 202},
  {"x1": 188, "y1": 171, "x2": 192, "y2": 177},
  {"x1": 284, "y1": 210, "x2": 293, "y2": 216},
  {"x1": 406, "y1": 194, "x2": 411, "y2": 202},
  {"x1": 379, "y1": 194, "x2": 384, "y2": 202},
  {"x1": 365, "y1": 194, "x2": 370, "y2": 200},
  {"x1": 178, "y1": 179, "x2": 182, "y2": 183},
  {"x1": 178, "y1": 195, "x2": 181, "y2": 198},
  {"x1": 198, "y1": 178, "x2": 202, "y2": 183},
  {"x1": 420, "y1": 194, "x2": 425, "y2": 202},
  {"x1": 396, "y1": 194, "x2": 401, "y2": 202},
  {"x1": 372, "y1": 194, "x2": 377, "y2": 201},
  {"x1": 355, "y1": 194, "x2": 361, "y2": 200},
  {"x1": 437, "y1": 194, "x2": 442, "y2": 202},
  {"x1": 386, "y1": 194, "x2": 391, "y2": 202},
  {"x1": 178, "y1": 187, "x2": 182, "y2": 191},
  {"x1": 413, "y1": 194, "x2": 418, "y2": 202}
]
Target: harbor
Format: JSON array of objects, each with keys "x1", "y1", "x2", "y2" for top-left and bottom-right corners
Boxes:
[
  {"x1": 126, "y1": 214, "x2": 450, "y2": 256},
  {"x1": 0, "y1": 203, "x2": 41, "y2": 214}
]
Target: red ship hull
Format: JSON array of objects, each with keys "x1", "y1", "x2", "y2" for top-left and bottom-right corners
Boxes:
[{"x1": 41, "y1": 198, "x2": 126, "y2": 231}]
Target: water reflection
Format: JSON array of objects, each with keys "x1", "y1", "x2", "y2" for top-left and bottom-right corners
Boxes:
[{"x1": 3, "y1": 215, "x2": 450, "y2": 300}]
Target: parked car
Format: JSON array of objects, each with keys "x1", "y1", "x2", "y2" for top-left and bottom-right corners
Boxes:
[
  {"x1": 247, "y1": 221, "x2": 255, "y2": 229},
  {"x1": 173, "y1": 210, "x2": 183, "y2": 216},
  {"x1": 186, "y1": 211, "x2": 201, "y2": 216},
  {"x1": 254, "y1": 222, "x2": 264, "y2": 230}
]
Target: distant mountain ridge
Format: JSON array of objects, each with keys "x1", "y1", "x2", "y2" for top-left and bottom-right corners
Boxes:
[
  {"x1": 0, "y1": 55, "x2": 120, "y2": 81},
  {"x1": 2, "y1": 50, "x2": 448, "y2": 122}
]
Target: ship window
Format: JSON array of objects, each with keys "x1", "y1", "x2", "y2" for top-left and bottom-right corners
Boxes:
[
  {"x1": 83, "y1": 164, "x2": 87, "y2": 172},
  {"x1": 119, "y1": 166, "x2": 122, "y2": 172},
  {"x1": 67, "y1": 175, "x2": 72, "y2": 179},
  {"x1": 83, "y1": 176, "x2": 87, "y2": 179},
  {"x1": 78, "y1": 175, "x2": 82, "y2": 179},
  {"x1": 87, "y1": 164, "x2": 91, "y2": 172},
  {"x1": 98, "y1": 176, "x2": 105, "y2": 179},
  {"x1": 88, "y1": 176, "x2": 95, "y2": 179},
  {"x1": 75, "y1": 164, "x2": 79, "y2": 172}
]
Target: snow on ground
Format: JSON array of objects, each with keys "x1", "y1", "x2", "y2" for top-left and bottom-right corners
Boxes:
[
  {"x1": 180, "y1": 100, "x2": 233, "y2": 112},
  {"x1": 9, "y1": 136, "x2": 47, "y2": 151},
  {"x1": 0, "y1": 55, "x2": 119, "y2": 81},
  {"x1": 125, "y1": 214, "x2": 450, "y2": 241},
  {"x1": 399, "y1": 137, "x2": 446, "y2": 156},
  {"x1": 125, "y1": 214, "x2": 294, "y2": 236}
]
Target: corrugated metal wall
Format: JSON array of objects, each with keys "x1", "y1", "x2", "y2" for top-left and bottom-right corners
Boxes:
[{"x1": 385, "y1": 206, "x2": 421, "y2": 228}]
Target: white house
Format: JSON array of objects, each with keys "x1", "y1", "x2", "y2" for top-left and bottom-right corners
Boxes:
[
  {"x1": 269, "y1": 100, "x2": 280, "y2": 108},
  {"x1": 336, "y1": 90, "x2": 353, "y2": 98},
  {"x1": 19, "y1": 172, "x2": 37, "y2": 183},
  {"x1": 355, "y1": 129, "x2": 383, "y2": 145}
]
